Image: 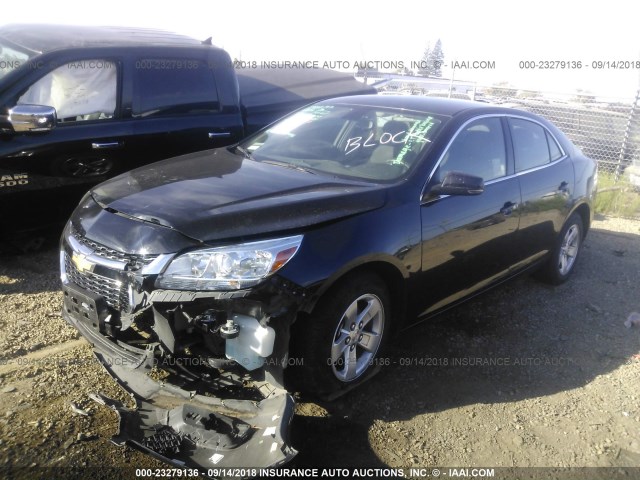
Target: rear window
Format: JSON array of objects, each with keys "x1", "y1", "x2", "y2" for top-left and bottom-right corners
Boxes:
[
  {"x1": 546, "y1": 130, "x2": 563, "y2": 161},
  {"x1": 133, "y1": 58, "x2": 219, "y2": 117},
  {"x1": 510, "y1": 118, "x2": 560, "y2": 172}
]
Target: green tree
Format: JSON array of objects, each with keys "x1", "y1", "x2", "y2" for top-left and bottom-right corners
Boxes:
[
  {"x1": 417, "y1": 43, "x2": 431, "y2": 77},
  {"x1": 418, "y1": 39, "x2": 444, "y2": 77},
  {"x1": 428, "y1": 39, "x2": 444, "y2": 77}
]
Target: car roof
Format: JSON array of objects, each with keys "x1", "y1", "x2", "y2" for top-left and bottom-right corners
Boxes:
[
  {"x1": 323, "y1": 94, "x2": 516, "y2": 117},
  {"x1": 0, "y1": 24, "x2": 205, "y2": 54}
]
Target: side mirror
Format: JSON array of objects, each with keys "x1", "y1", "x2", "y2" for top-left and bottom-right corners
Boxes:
[
  {"x1": 8, "y1": 104, "x2": 57, "y2": 132},
  {"x1": 430, "y1": 171, "x2": 484, "y2": 196}
]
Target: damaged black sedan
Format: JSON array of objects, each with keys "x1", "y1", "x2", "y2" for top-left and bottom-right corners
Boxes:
[{"x1": 60, "y1": 95, "x2": 597, "y2": 471}]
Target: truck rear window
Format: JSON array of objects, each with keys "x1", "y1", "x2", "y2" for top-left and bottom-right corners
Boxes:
[{"x1": 133, "y1": 58, "x2": 219, "y2": 117}]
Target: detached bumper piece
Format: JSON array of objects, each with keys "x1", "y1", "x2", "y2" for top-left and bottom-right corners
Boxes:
[{"x1": 91, "y1": 391, "x2": 296, "y2": 476}]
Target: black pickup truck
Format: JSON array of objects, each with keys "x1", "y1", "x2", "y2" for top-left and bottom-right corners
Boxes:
[{"x1": 0, "y1": 24, "x2": 374, "y2": 246}]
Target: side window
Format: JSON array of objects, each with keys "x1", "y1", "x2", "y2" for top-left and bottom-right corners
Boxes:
[
  {"x1": 510, "y1": 118, "x2": 559, "y2": 172},
  {"x1": 546, "y1": 130, "x2": 563, "y2": 161},
  {"x1": 17, "y1": 60, "x2": 117, "y2": 122},
  {"x1": 437, "y1": 117, "x2": 506, "y2": 182},
  {"x1": 133, "y1": 59, "x2": 219, "y2": 117}
]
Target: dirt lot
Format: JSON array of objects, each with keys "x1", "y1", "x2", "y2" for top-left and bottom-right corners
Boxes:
[{"x1": 0, "y1": 215, "x2": 639, "y2": 479}]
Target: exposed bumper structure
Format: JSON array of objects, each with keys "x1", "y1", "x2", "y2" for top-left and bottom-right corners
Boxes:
[
  {"x1": 62, "y1": 301, "x2": 297, "y2": 473},
  {"x1": 60, "y1": 218, "x2": 301, "y2": 472}
]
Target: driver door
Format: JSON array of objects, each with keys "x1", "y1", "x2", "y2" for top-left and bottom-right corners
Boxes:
[
  {"x1": 417, "y1": 116, "x2": 522, "y2": 316},
  {"x1": 0, "y1": 57, "x2": 133, "y2": 232}
]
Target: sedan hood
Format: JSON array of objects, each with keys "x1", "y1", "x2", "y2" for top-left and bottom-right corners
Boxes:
[{"x1": 91, "y1": 147, "x2": 387, "y2": 243}]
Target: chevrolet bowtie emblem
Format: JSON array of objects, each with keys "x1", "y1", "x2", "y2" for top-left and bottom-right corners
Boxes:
[{"x1": 71, "y1": 252, "x2": 95, "y2": 273}]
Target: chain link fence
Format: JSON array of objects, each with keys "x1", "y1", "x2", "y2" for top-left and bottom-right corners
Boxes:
[
  {"x1": 375, "y1": 80, "x2": 640, "y2": 217},
  {"x1": 471, "y1": 86, "x2": 640, "y2": 218},
  {"x1": 473, "y1": 87, "x2": 640, "y2": 181},
  {"x1": 376, "y1": 80, "x2": 640, "y2": 180}
]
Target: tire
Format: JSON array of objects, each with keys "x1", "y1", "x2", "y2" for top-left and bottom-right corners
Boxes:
[
  {"x1": 535, "y1": 213, "x2": 584, "y2": 285},
  {"x1": 288, "y1": 273, "x2": 390, "y2": 396},
  {"x1": 52, "y1": 154, "x2": 116, "y2": 178}
]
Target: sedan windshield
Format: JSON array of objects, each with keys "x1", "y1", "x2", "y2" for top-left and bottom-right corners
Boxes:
[{"x1": 241, "y1": 103, "x2": 447, "y2": 181}]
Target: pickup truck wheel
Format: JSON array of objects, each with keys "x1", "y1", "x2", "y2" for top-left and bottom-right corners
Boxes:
[
  {"x1": 535, "y1": 212, "x2": 583, "y2": 285},
  {"x1": 289, "y1": 273, "x2": 390, "y2": 395},
  {"x1": 53, "y1": 155, "x2": 116, "y2": 177}
]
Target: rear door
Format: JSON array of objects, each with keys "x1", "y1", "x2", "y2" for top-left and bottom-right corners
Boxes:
[
  {"x1": 418, "y1": 116, "x2": 522, "y2": 315},
  {"x1": 126, "y1": 49, "x2": 244, "y2": 163},
  {"x1": 507, "y1": 116, "x2": 574, "y2": 265}
]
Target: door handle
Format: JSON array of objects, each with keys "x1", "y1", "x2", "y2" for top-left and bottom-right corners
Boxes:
[
  {"x1": 500, "y1": 201, "x2": 517, "y2": 216},
  {"x1": 208, "y1": 132, "x2": 232, "y2": 139},
  {"x1": 92, "y1": 141, "x2": 122, "y2": 149}
]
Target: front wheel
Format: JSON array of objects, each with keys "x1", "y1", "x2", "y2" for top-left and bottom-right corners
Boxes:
[
  {"x1": 288, "y1": 273, "x2": 390, "y2": 396},
  {"x1": 535, "y1": 212, "x2": 584, "y2": 285},
  {"x1": 52, "y1": 154, "x2": 117, "y2": 178}
]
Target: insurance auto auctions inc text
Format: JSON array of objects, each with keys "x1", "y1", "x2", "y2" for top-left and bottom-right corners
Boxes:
[
  {"x1": 231, "y1": 60, "x2": 495, "y2": 70},
  {"x1": 205, "y1": 467, "x2": 495, "y2": 478}
]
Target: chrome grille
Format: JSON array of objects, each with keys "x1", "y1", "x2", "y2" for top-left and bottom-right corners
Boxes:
[
  {"x1": 71, "y1": 227, "x2": 158, "y2": 266},
  {"x1": 64, "y1": 253, "x2": 128, "y2": 310}
]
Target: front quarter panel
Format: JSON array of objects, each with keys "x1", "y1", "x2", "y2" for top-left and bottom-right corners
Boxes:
[{"x1": 278, "y1": 196, "x2": 421, "y2": 311}]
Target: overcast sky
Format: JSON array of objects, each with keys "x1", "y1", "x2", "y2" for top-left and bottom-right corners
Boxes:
[{"x1": 4, "y1": 0, "x2": 639, "y2": 97}]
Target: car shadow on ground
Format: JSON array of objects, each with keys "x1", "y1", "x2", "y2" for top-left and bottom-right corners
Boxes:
[
  {"x1": 290, "y1": 225, "x2": 640, "y2": 468},
  {"x1": 0, "y1": 241, "x2": 61, "y2": 295},
  {"x1": 0, "y1": 248, "x2": 61, "y2": 295}
]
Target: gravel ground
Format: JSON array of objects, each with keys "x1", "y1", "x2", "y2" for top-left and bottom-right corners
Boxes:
[{"x1": 0, "y1": 215, "x2": 639, "y2": 479}]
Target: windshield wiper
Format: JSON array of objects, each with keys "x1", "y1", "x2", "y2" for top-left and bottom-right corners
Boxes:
[
  {"x1": 233, "y1": 145, "x2": 254, "y2": 159},
  {"x1": 261, "y1": 160, "x2": 317, "y2": 175}
]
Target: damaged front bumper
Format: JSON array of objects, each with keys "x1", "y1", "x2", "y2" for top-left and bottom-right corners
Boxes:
[
  {"x1": 61, "y1": 296, "x2": 297, "y2": 474},
  {"x1": 59, "y1": 223, "x2": 302, "y2": 474}
]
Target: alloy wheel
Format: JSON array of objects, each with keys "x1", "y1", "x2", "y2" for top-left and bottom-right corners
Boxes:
[
  {"x1": 558, "y1": 224, "x2": 580, "y2": 275},
  {"x1": 330, "y1": 293, "x2": 384, "y2": 382}
]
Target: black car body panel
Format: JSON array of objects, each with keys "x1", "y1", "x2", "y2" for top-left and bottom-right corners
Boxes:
[
  {"x1": 71, "y1": 193, "x2": 200, "y2": 254},
  {"x1": 0, "y1": 24, "x2": 375, "y2": 238},
  {"x1": 90, "y1": 147, "x2": 388, "y2": 244},
  {"x1": 59, "y1": 95, "x2": 597, "y2": 470}
]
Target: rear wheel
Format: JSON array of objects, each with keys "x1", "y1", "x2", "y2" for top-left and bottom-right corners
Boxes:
[
  {"x1": 535, "y1": 213, "x2": 584, "y2": 284},
  {"x1": 289, "y1": 273, "x2": 390, "y2": 396}
]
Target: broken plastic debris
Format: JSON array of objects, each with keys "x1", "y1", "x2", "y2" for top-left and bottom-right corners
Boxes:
[
  {"x1": 624, "y1": 312, "x2": 640, "y2": 328},
  {"x1": 210, "y1": 453, "x2": 224, "y2": 464},
  {"x1": 141, "y1": 427, "x2": 181, "y2": 456},
  {"x1": 69, "y1": 402, "x2": 90, "y2": 416},
  {"x1": 263, "y1": 426, "x2": 277, "y2": 437}
]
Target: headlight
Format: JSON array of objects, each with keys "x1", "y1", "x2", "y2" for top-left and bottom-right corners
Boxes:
[{"x1": 155, "y1": 235, "x2": 303, "y2": 291}]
